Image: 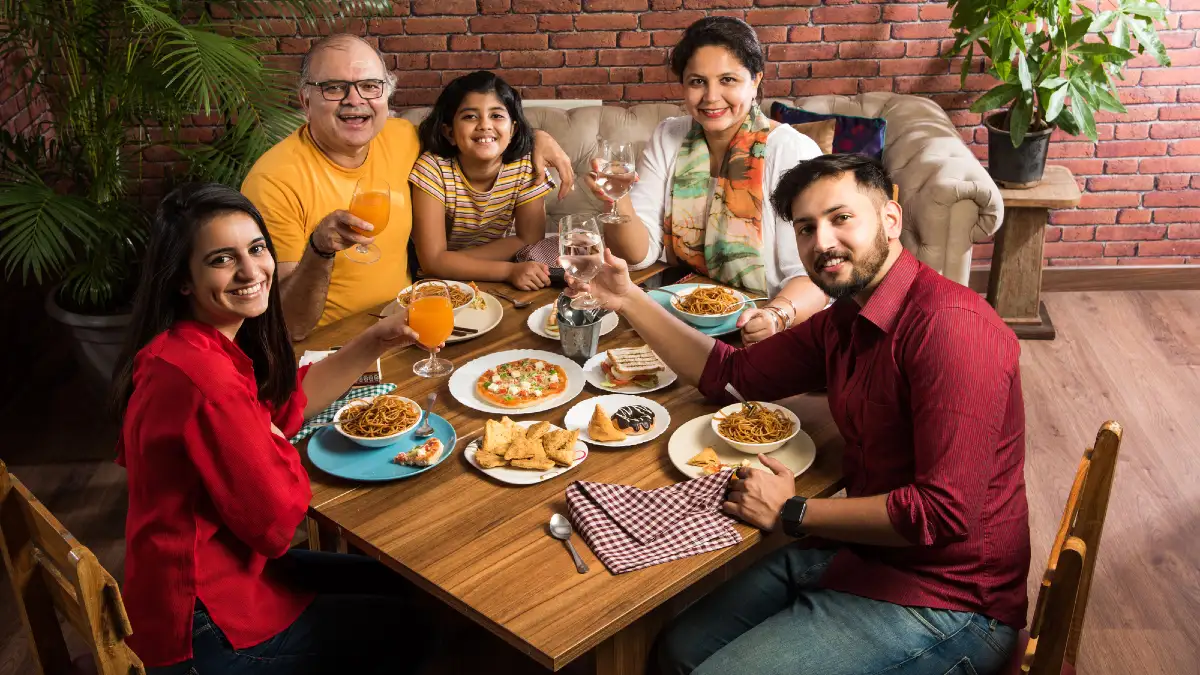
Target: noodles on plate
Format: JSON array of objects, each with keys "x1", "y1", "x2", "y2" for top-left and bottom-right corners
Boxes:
[
  {"x1": 715, "y1": 402, "x2": 794, "y2": 444},
  {"x1": 675, "y1": 286, "x2": 743, "y2": 316},
  {"x1": 338, "y1": 396, "x2": 420, "y2": 438},
  {"x1": 398, "y1": 284, "x2": 473, "y2": 308}
]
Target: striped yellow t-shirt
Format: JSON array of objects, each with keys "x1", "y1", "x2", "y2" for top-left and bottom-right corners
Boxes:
[{"x1": 408, "y1": 152, "x2": 552, "y2": 251}]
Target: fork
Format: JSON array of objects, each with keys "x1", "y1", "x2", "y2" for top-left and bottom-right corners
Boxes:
[
  {"x1": 490, "y1": 289, "x2": 531, "y2": 309},
  {"x1": 413, "y1": 392, "x2": 437, "y2": 439}
]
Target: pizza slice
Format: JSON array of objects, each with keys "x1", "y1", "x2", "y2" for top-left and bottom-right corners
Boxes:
[{"x1": 393, "y1": 438, "x2": 446, "y2": 467}]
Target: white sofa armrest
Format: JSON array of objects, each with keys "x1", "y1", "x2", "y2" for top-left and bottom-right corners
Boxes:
[{"x1": 768, "y1": 93, "x2": 1003, "y2": 286}]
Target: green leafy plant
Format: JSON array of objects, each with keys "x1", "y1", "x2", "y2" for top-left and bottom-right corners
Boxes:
[
  {"x1": 0, "y1": 0, "x2": 385, "y2": 312},
  {"x1": 946, "y1": 0, "x2": 1172, "y2": 147}
]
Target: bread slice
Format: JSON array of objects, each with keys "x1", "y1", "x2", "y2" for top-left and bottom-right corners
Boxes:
[{"x1": 607, "y1": 345, "x2": 665, "y2": 379}]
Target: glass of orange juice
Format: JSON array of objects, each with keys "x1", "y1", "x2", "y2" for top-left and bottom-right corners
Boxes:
[
  {"x1": 346, "y1": 178, "x2": 390, "y2": 264},
  {"x1": 406, "y1": 280, "x2": 455, "y2": 377}
]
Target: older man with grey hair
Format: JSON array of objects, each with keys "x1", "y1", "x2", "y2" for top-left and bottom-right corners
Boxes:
[{"x1": 243, "y1": 34, "x2": 574, "y2": 338}]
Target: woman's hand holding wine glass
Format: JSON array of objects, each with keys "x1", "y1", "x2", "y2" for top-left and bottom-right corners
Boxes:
[{"x1": 586, "y1": 139, "x2": 638, "y2": 224}]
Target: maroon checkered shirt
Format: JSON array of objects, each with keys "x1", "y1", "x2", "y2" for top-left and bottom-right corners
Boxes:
[{"x1": 699, "y1": 250, "x2": 1031, "y2": 629}]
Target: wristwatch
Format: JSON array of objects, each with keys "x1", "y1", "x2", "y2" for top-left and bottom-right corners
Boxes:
[{"x1": 780, "y1": 496, "x2": 808, "y2": 537}]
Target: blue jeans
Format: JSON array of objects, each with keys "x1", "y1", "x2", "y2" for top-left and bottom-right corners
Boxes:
[
  {"x1": 657, "y1": 546, "x2": 1016, "y2": 675},
  {"x1": 148, "y1": 550, "x2": 431, "y2": 675}
]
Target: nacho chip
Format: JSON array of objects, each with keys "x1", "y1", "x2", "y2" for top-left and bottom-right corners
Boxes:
[
  {"x1": 504, "y1": 435, "x2": 540, "y2": 461},
  {"x1": 544, "y1": 430, "x2": 578, "y2": 467},
  {"x1": 483, "y1": 419, "x2": 514, "y2": 457},
  {"x1": 526, "y1": 421, "x2": 552, "y2": 441},
  {"x1": 688, "y1": 447, "x2": 721, "y2": 467}
]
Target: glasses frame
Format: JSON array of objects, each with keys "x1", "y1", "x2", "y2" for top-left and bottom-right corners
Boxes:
[{"x1": 304, "y1": 79, "x2": 388, "y2": 102}]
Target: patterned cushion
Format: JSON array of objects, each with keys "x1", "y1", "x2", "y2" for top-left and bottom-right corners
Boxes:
[
  {"x1": 788, "y1": 119, "x2": 836, "y2": 155},
  {"x1": 769, "y1": 101, "x2": 887, "y2": 160}
]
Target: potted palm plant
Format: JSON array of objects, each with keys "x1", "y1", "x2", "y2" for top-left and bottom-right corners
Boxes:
[
  {"x1": 946, "y1": 0, "x2": 1172, "y2": 187},
  {"x1": 0, "y1": 0, "x2": 380, "y2": 387}
]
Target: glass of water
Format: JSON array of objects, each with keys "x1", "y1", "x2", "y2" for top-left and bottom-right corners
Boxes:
[
  {"x1": 594, "y1": 139, "x2": 637, "y2": 225},
  {"x1": 557, "y1": 214, "x2": 604, "y2": 310}
]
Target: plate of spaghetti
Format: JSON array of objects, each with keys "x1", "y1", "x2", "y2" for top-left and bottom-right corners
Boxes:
[
  {"x1": 396, "y1": 280, "x2": 476, "y2": 315},
  {"x1": 333, "y1": 395, "x2": 422, "y2": 448},
  {"x1": 648, "y1": 284, "x2": 748, "y2": 335},
  {"x1": 666, "y1": 284, "x2": 752, "y2": 328},
  {"x1": 711, "y1": 401, "x2": 801, "y2": 454}
]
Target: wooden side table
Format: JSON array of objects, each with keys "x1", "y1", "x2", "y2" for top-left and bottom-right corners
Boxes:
[{"x1": 986, "y1": 165, "x2": 1082, "y2": 340}]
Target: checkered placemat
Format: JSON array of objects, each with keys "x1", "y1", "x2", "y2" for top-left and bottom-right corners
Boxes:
[
  {"x1": 565, "y1": 470, "x2": 742, "y2": 574},
  {"x1": 289, "y1": 384, "x2": 397, "y2": 444}
]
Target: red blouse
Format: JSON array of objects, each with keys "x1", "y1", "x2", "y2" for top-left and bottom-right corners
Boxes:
[{"x1": 116, "y1": 320, "x2": 314, "y2": 667}]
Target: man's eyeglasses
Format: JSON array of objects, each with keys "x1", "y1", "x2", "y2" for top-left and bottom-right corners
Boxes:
[{"x1": 304, "y1": 79, "x2": 387, "y2": 102}]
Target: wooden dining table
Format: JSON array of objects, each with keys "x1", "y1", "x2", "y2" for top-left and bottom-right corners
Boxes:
[{"x1": 294, "y1": 268, "x2": 846, "y2": 675}]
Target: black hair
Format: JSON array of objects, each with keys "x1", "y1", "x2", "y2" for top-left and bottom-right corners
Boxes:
[
  {"x1": 670, "y1": 17, "x2": 765, "y2": 81},
  {"x1": 771, "y1": 154, "x2": 894, "y2": 222},
  {"x1": 418, "y1": 71, "x2": 533, "y2": 164},
  {"x1": 111, "y1": 183, "x2": 296, "y2": 417}
]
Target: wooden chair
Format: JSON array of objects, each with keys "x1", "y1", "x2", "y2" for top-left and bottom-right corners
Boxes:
[
  {"x1": 1005, "y1": 421, "x2": 1123, "y2": 674},
  {"x1": 0, "y1": 460, "x2": 144, "y2": 675}
]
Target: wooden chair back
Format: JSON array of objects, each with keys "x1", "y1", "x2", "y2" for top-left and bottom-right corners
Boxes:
[
  {"x1": 1022, "y1": 421, "x2": 1123, "y2": 674},
  {"x1": 0, "y1": 460, "x2": 145, "y2": 675}
]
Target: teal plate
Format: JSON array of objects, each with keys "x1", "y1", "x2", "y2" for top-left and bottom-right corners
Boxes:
[
  {"x1": 307, "y1": 413, "x2": 457, "y2": 482},
  {"x1": 649, "y1": 284, "x2": 745, "y2": 337}
]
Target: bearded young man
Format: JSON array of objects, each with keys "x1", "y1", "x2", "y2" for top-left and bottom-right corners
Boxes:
[
  {"x1": 243, "y1": 34, "x2": 573, "y2": 339},
  {"x1": 568, "y1": 154, "x2": 1030, "y2": 675}
]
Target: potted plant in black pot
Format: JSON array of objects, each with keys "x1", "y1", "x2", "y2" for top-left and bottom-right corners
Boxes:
[
  {"x1": 946, "y1": 0, "x2": 1172, "y2": 188},
  {"x1": 0, "y1": 0, "x2": 378, "y2": 390}
]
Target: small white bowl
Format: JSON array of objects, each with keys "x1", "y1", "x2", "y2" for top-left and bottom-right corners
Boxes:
[
  {"x1": 711, "y1": 401, "x2": 801, "y2": 455},
  {"x1": 332, "y1": 395, "x2": 422, "y2": 448},
  {"x1": 668, "y1": 285, "x2": 749, "y2": 328},
  {"x1": 397, "y1": 280, "x2": 476, "y2": 316}
]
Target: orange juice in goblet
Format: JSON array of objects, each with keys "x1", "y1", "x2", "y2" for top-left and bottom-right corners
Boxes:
[
  {"x1": 349, "y1": 190, "x2": 390, "y2": 236},
  {"x1": 345, "y1": 178, "x2": 390, "y2": 264},
  {"x1": 406, "y1": 280, "x2": 456, "y2": 377}
]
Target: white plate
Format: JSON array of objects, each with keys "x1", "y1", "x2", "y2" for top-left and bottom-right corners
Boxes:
[
  {"x1": 666, "y1": 413, "x2": 816, "y2": 480},
  {"x1": 562, "y1": 394, "x2": 671, "y2": 448},
  {"x1": 582, "y1": 351, "x2": 678, "y2": 394},
  {"x1": 464, "y1": 420, "x2": 589, "y2": 485},
  {"x1": 381, "y1": 291, "x2": 503, "y2": 344},
  {"x1": 396, "y1": 279, "x2": 476, "y2": 315},
  {"x1": 526, "y1": 303, "x2": 620, "y2": 340},
  {"x1": 448, "y1": 349, "x2": 586, "y2": 415}
]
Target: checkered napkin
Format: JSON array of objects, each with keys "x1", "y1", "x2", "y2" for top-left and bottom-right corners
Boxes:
[
  {"x1": 289, "y1": 384, "x2": 397, "y2": 444},
  {"x1": 565, "y1": 470, "x2": 742, "y2": 574},
  {"x1": 515, "y1": 235, "x2": 562, "y2": 268}
]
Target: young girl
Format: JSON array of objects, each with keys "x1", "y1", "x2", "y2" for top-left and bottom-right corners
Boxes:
[
  {"x1": 410, "y1": 71, "x2": 554, "y2": 291},
  {"x1": 112, "y1": 183, "x2": 431, "y2": 674}
]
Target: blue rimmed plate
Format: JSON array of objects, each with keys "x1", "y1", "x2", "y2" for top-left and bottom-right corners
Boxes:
[
  {"x1": 307, "y1": 413, "x2": 457, "y2": 482},
  {"x1": 648, "y1": 284, "x2": 744, "y2": 337}
]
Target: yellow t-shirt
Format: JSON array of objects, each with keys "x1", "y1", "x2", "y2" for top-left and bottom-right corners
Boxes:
[{"x1": 241, "y1": 118, "x2": 418, "y2": 328}]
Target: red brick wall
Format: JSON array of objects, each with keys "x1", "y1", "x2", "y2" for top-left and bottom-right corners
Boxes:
[
  {"x1": 8, "y1": 1, "x2": 1199, "y2": 266},
  {"x1": 0, "y1": 52, "x2": 50, "y2": 136}
]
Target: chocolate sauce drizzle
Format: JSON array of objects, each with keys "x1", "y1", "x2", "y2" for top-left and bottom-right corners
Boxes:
[{"x1": 612, "y1": 405, "x2": 655, "y2": 432}]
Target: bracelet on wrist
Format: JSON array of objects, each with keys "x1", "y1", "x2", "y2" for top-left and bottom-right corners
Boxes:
[{"x1": 309, "y1": 234, "x2": 336, "y2": 259}]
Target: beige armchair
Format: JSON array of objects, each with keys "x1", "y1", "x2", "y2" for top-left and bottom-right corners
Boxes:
[{"x1": 395, "y1": 92, "x2": 1001, "y2": 287}]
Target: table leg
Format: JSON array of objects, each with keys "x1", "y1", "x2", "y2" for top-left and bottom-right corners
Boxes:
[
  {"x1": 986, "y1": 206, "x2": 1057, "y2": 340},
  {"x1": 305, "y1": 516, "x2": 346, "y2": 553},
  {"x1": 593, "y1": 609, "x2": 667, "y2": 675}
]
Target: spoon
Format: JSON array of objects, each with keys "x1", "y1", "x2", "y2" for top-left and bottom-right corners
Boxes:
[
  {"x1": 413, "y1": 392, "x2": 437, "y2": 439},
  {"x1": 549, "y1": 514, "x2": 589, "y2": 574},
  {"x1": 490, "y1": 289, "x2": 531, "y2": 309}
]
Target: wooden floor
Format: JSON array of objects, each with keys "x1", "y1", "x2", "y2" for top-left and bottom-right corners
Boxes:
[{"x1": 2, "y1": 290, "x2": 1198, "y2": 674}]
